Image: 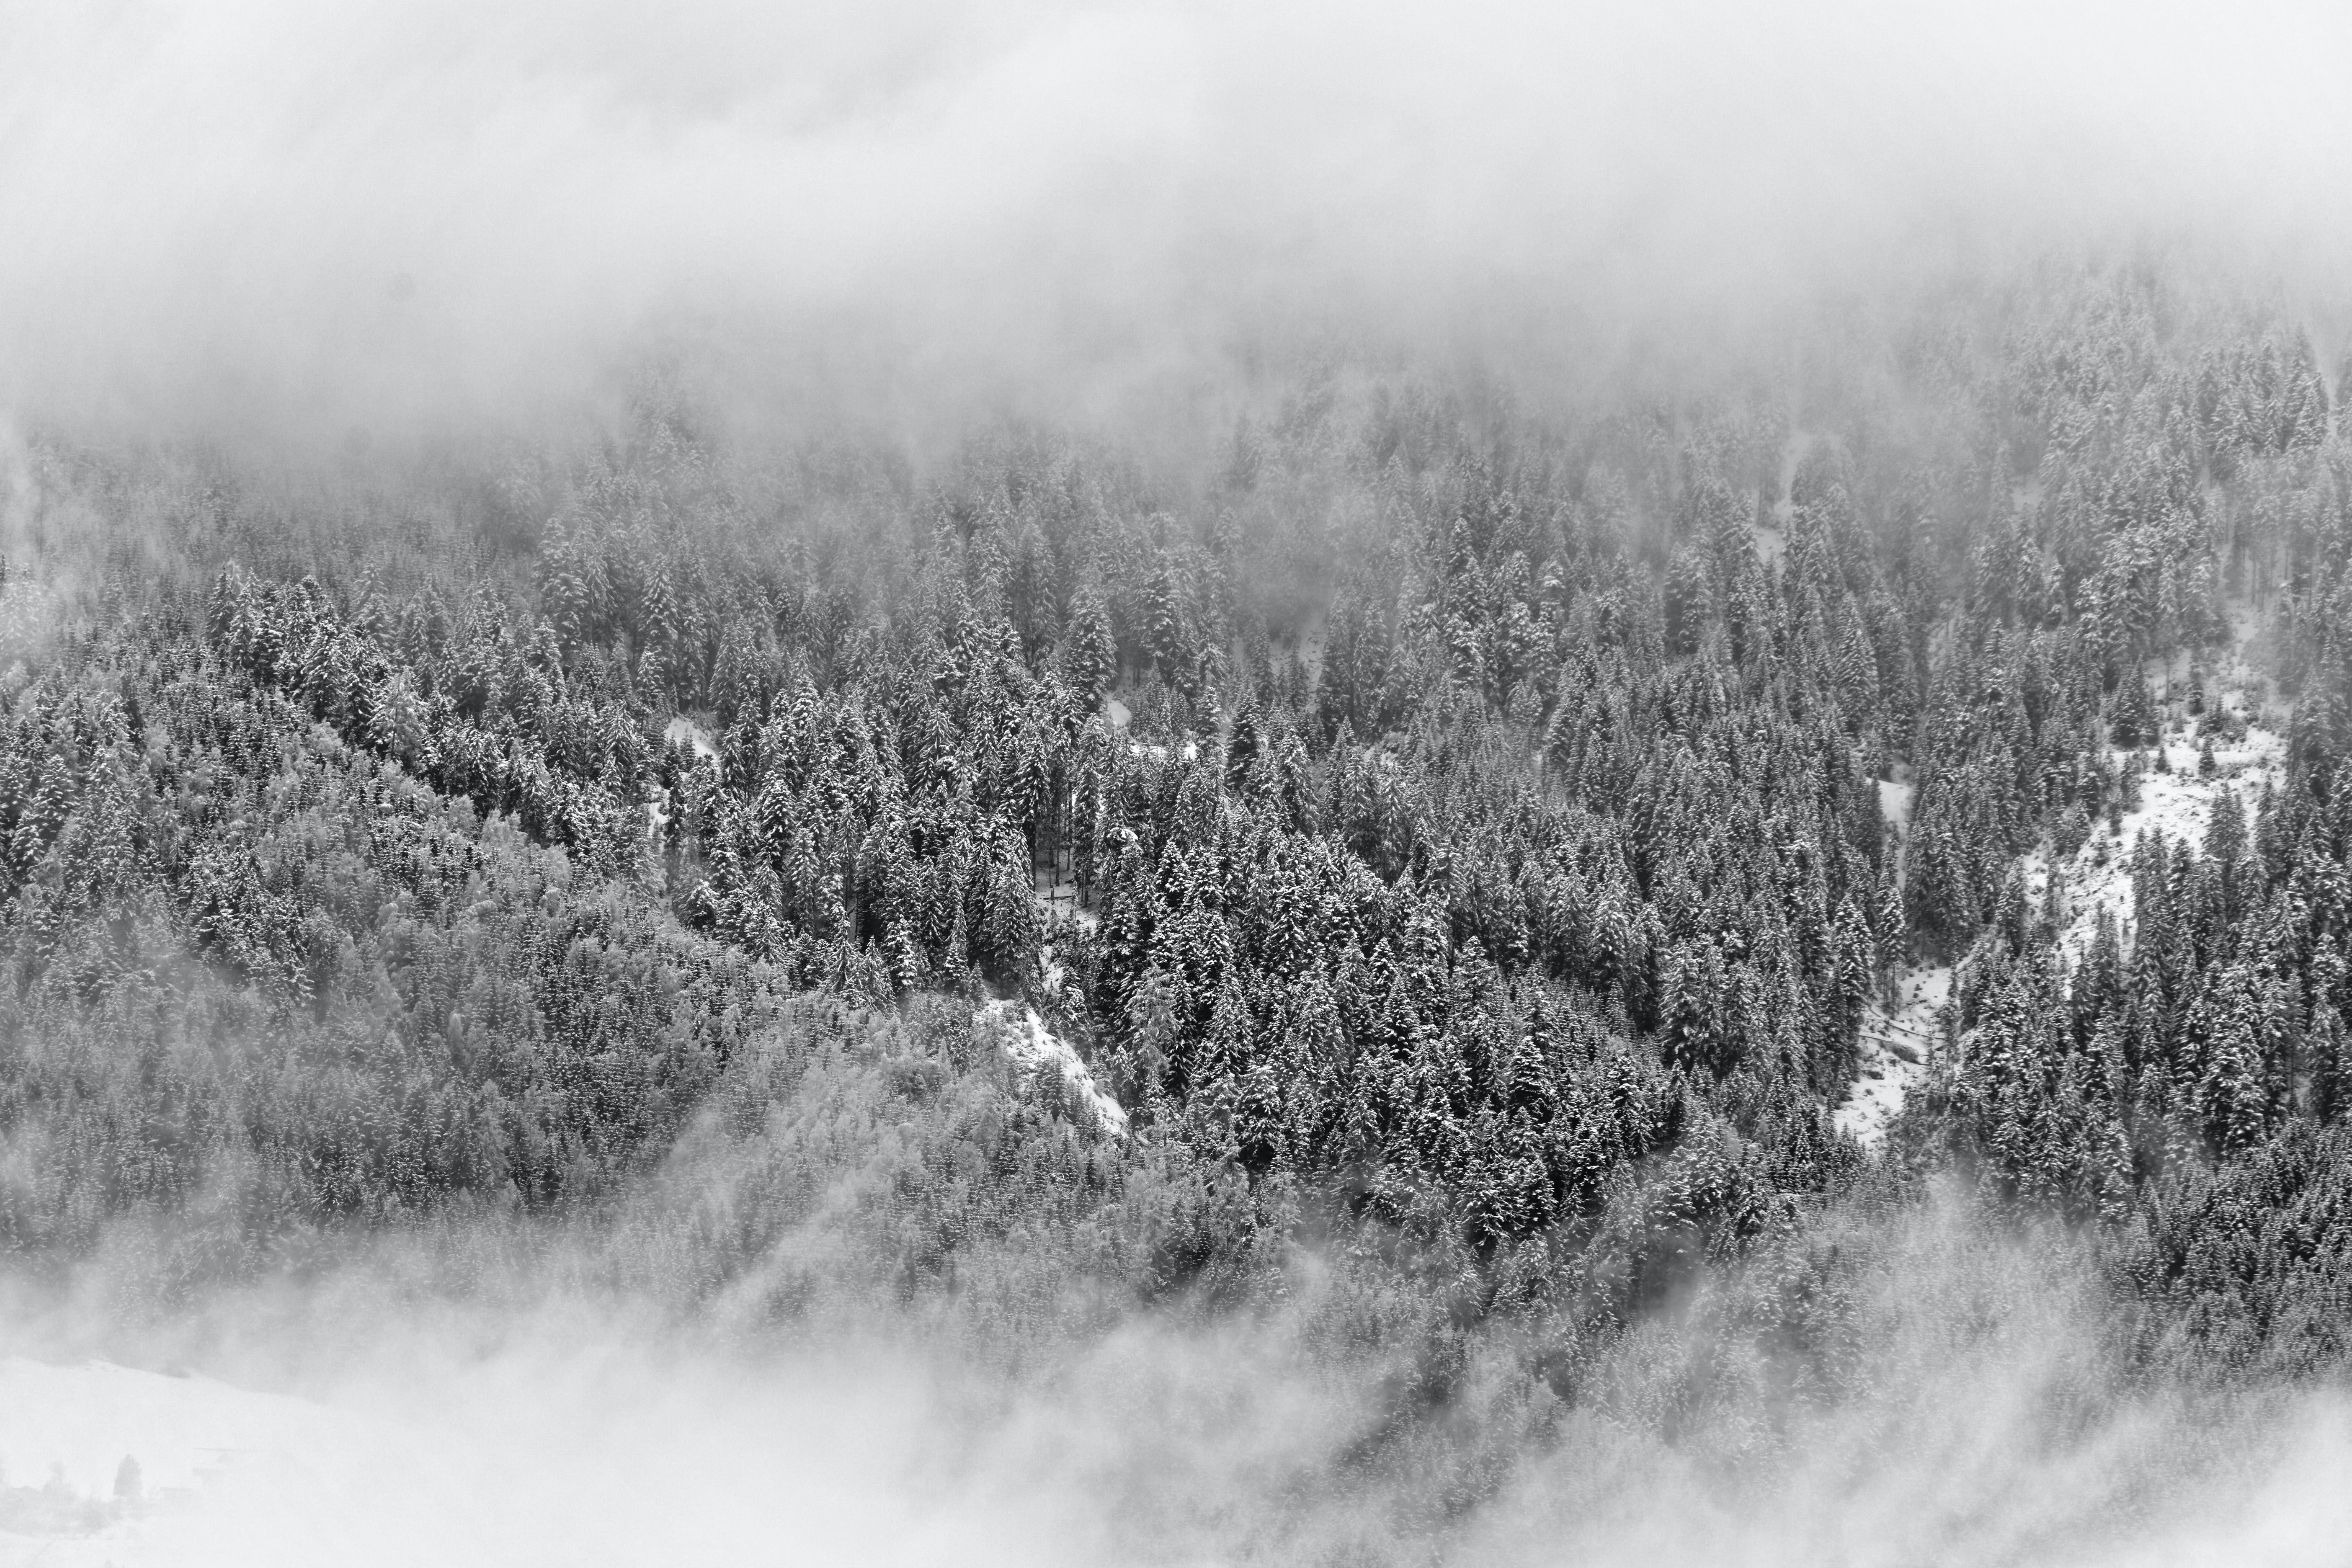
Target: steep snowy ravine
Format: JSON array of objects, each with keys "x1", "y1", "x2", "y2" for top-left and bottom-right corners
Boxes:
[{"x1": 1837, "y1": 606, "x2": 2288, "y2": 1148}]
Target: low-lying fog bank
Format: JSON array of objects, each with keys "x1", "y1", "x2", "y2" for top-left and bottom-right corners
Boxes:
[{"x1": 4, "y1": 1190, "x2": 2347, "y2": 1567}]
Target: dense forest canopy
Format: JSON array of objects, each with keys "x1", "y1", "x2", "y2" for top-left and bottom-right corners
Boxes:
[{"x1": 8, "y1": 263, "x2": 2352, "y2": 1558}]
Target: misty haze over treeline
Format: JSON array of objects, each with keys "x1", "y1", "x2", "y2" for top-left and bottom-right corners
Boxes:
[{"x1": 6, "y1": 2, "x2": 2352, "y2": 1565}]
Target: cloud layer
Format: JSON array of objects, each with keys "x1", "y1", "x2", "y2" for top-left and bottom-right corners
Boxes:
[
  {"x1": 8, "y1": 1197, "x2": 2352, "y2": 1568},
  {"x1": 3, "y1": 0, "x2": 2349, "y2": 446}
]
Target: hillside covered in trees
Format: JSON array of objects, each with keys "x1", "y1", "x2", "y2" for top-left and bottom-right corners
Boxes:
[{"x1": 7, "y1": 269, "x2": 2352, "y2": 1555}]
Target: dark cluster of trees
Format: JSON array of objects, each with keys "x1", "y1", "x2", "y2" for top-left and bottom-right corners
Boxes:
[{"x1": 6, "y1": 271, "x2": 2352, "y2": 1384}]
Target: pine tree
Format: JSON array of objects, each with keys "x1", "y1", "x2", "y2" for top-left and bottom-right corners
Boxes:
[{"x1": 1063, "y1": 584, "x2": 1118, "y2": 712}]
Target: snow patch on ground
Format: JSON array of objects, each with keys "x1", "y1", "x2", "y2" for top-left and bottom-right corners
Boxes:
[
  {"x1": 1834, "y1": 768, "x2": 1934, "y2": 1147},
  {"x1": 976, "y1": 999, "x2": 1128, "y2": 1137},
  {"x1": 1877, "y1": 774, "x2": 1914, "y2": 836},
  {"x1": 2032, "y1": 605, "x2": 2288, "y2": 969},
  {"x1": 1835, "y1": 964, "x2": 1950, "y2": 1147},
  {"x1": 662, "y1": 715, "x2": 720, "y2": 765},
  {"x1": 648, "y1": 716, "x2": 724, "y2": 838},
  {"x1": 1035, "y1": 876, "x2": 1098, "y2": 938},
  {"x1": 1840, "y1": 604, "x2": 2292, "y2": 1149},
  {"x1": 1030, "y1": 883, "x2": 1099, "y2": 1045},
  {"x1": 2027, "y1": 724, "x2": 2287, "y2": 973}
]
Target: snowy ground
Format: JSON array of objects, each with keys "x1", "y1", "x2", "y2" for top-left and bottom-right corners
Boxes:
[
  {"x1": 2024, "y1": 722, "x2": 2287, "y2": 975},
  {"x1": 661, "y1": 714, "x2": 720, "y2": 768},
  {"x1": 1839, "y1": 603, "x2": 2288, "y2": 1149},
  {"x1": 976, "y1": 998, "x2": 1128, "y2": 1137},
  {"x1": 1035, "y1": 878, "x2": 1096, "y2": 934},
  {"x1": 1836, "y1": 756, "x2": 1939, "y2": 1146},
  {"x1": 647, "y1": 715, "x2": 725, "y2": 838},
  {"x1": 2026, "y1": 603, "x2": 2288, "y2": 972},
  {"x1": 1834, "y1": 964, "x2": 1950, "y2": 1147},
  {"x1": 1876, "y1": 774, "x2": 1914, "y2": 836},
  {"x1": 1104, "y1": 697, "x2": 1199, "y2": 762}
]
